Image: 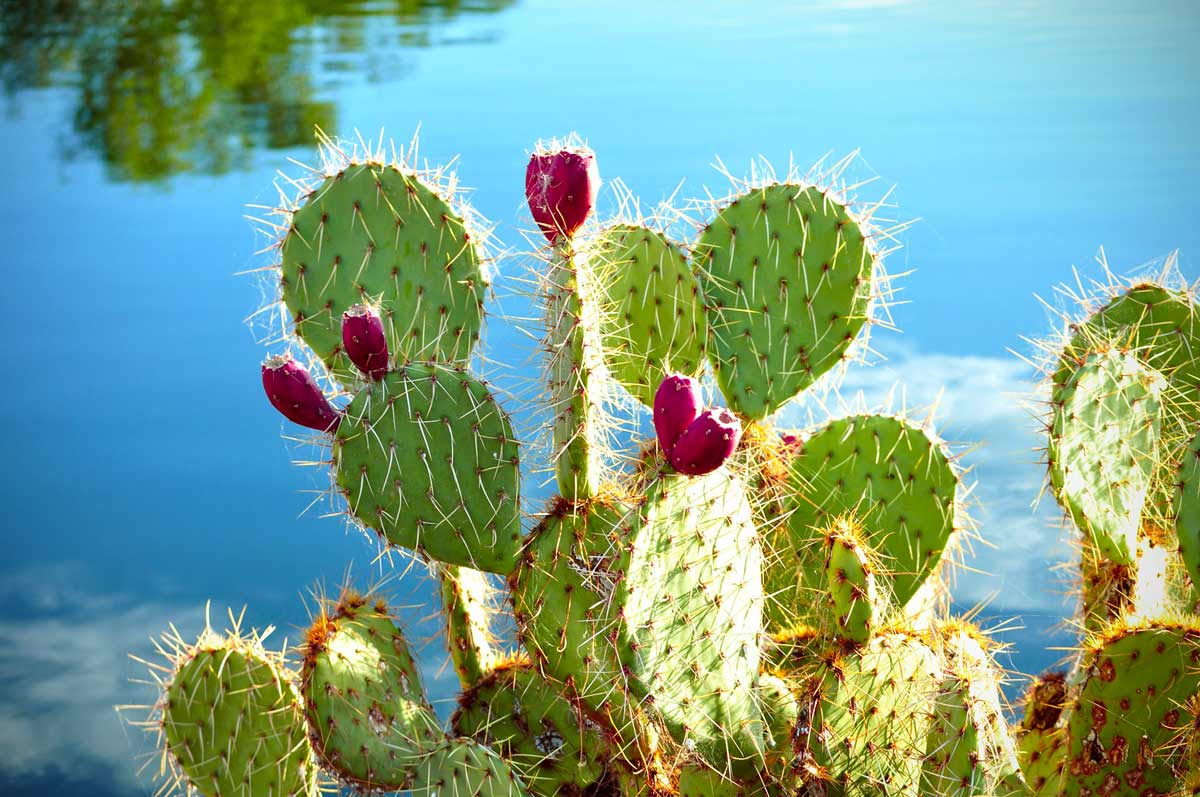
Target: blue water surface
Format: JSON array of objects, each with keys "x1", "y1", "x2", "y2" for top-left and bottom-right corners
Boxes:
[{"x1": 0, "y1": 1, "x2": 1197, "y2": 794}]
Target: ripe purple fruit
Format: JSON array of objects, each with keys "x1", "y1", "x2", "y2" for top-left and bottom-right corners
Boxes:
[
  {"x1": 654, "y1": 374, "x2": 703, "y2": 454},
  {"x1": 669, "y1": 408, "x2": 743, "y2": 476},
  {"x1": 342, "y1": 304, "x2": 389, "y2": 380},
  {"x1": 261, "y1": 355, "x2": 341, "y2": 432},
  {"x1": 525, "y1": 145, "x2": 599, "y2": 245}
]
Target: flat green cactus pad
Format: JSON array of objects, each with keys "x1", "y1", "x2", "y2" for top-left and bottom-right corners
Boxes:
[
  {"x1": 280, "y1": 162, "x2": 485, "y2": 382},
  {"x1": 1174, "y1": 425, "x2": 1200, "y2": 588},
  {"x1": 1014, "y1": 728, "x2": 1065, "y2": 797},
  {"x1": 1055, "y1": 283, "x2": 1200, "y2": 524},
  {"x1": 510, "y1": 498, "x2": 632, "y2": 723},
  {"x1": 334, "y1": 363, "x2": 521, "y2": 574},
  {"x1": 301, "y1": 599, "x2": 441, "y2": 789},
  {"x1": 163, "y1": 637, "x2": 317, "y2": 797},
  {"x1": 765, "y1": 414, "x2": 959, "y2": 631},
  {"x1": 812, "y1": 631, "x2": 940, "y2": 797},
  {"x1": 409, "y1": 737, "x2": 532, "y2": 797},
  {"x1": 593, "y1": 224, "x2": 706, "y2": 406},
  {"x1": 1049, "y1": 348, "x2": 1164, "y2": 566},
  {"x1": 613, "y1": 470, "x2": 766, "y2": 776},
  {"x1": 922, "y1": 626, "x2": 1020, "y2": 797},
  {"x1": 1063, "y1": 621, "x2": 1200, "y2": 796},
  {"x1": 695, "y1": 183, "x2": 876, "y2": 419},
  {"x1": 451, "y1": 657, "x2": 606, "y2": 796}
]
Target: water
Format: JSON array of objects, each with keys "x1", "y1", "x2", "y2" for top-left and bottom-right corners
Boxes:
[{"x1": 0, "y1": 1, "x2": 1197, "y2": 794}]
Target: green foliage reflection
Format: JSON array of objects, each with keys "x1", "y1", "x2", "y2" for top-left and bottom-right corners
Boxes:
[{"x1": 0, "y1": 0, "x2": 515, "y2": 181}]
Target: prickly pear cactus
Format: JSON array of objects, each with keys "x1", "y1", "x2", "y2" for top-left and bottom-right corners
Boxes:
[{"x1": 132, "y1": 133, "x2": 1200, "y2": 797}]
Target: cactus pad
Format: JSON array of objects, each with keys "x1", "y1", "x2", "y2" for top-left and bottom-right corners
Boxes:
[
  {"x1": 510, "y1": 498, "x2": 631, "y2": 721},
  {"x1": 451, "y1": 657, "x2": 606, "y2": 796},
  {"x1": 1174, "y1": 425, "x2": 1200, "y2": 588},
  {"x1": 1063, "y1": 620, "x2": 1200, "y2": 795},
  {"x1": 922, "y1": 626, "x2": 1020, "y2": 797},
  {"x1": 333, "y1": 363, "x2": 521, "y2": 574},
  {"x1": 279, "y1": 163, "x2": 485, "y2": 381},
  {"x1": 593, "y1": 224, "x2": 706, "y2": 406},
  {"x1": 1049, "y1": 348, "x2": 1165, "y2": 565},
  {"x1": 695, "y1": 183, "x2": 876, "y2": 419},
  {"x1": 409, "y1": 737, "x2": 532, "y2": 797},
  {"x1": 766, "y1": 414, "x2": 960, "y2": 630},
  {"x1": 812, "y1": 631, "x2": 940, "y2": 796},
  {"x1": 613, "y1": 470, "x2": 766, "y2": 774},
  {"x1": 161, "y1": 629, "x2": 317, "y2": 797},
  {"x1": 300, "y1": 594, "x2": 441, "y2": 789}
]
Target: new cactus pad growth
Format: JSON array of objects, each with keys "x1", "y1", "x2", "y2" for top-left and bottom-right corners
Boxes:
[{"x1": 128, "y1": 133, "x2": 1200, "y2": 797}]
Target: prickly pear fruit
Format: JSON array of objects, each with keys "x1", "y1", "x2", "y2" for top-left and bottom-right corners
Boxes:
[
  {"x1": 261, "y1": 354, "x2": 341, "y2": 432},
  {"x1": 341, "y1": 304, "x2": 389, "y2": 380},
  {"x1": 668, "y1": 407, "x2": 743, "y2": 476},
  {"x1": 526, "y1": 144, "x2": 599, "y2": 244},
  {"x1": 654, "y1": 373, "x2": 702, "y2": 454},
  {"x1": 300, "y1": 591, "x2": 441, "y2": 790}
]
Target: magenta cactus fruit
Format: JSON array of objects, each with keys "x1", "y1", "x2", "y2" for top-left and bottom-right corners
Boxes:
[
  {"x1": 654, "y1": 373, "x2": 703, "y2": 454},
  {"x1": 261, "y1": 355, "x2": 340, "y2": 432},
  {"x1": 341, "y1": 304, "x2": 389, "y2": 380},
  {"x1": 668, "y1": 407, "x2": 743, "y2": 476},
  {"x1": 525, "y1": 145, "x2": 599, "y2": 244}
]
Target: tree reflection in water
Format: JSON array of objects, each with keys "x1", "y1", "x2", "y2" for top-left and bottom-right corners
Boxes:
[{"x1": 0, "y1": 0, "x2": 516, "y2": 181}]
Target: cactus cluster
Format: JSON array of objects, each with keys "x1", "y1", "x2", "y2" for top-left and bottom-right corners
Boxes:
[{"x1": 123, "y1": 133, "x2": 1200, "y2": 796}]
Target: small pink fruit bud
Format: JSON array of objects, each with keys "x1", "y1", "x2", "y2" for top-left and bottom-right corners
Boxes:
[
  {"x1": 669, "y1": 408, "x2": 743, "y2": 477},
  {"x1": 654, "y1": 374, "x2": 702, "y2": 454},
  {"x1": 525, "y1": 145, "x2": 599, "y2": 244},
  {"x1": 261, "y1": 355, "x2": 341, "y2": 432},
  {"x1": 342, "y1": 304, "x2": 389, "y2": 380}
]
